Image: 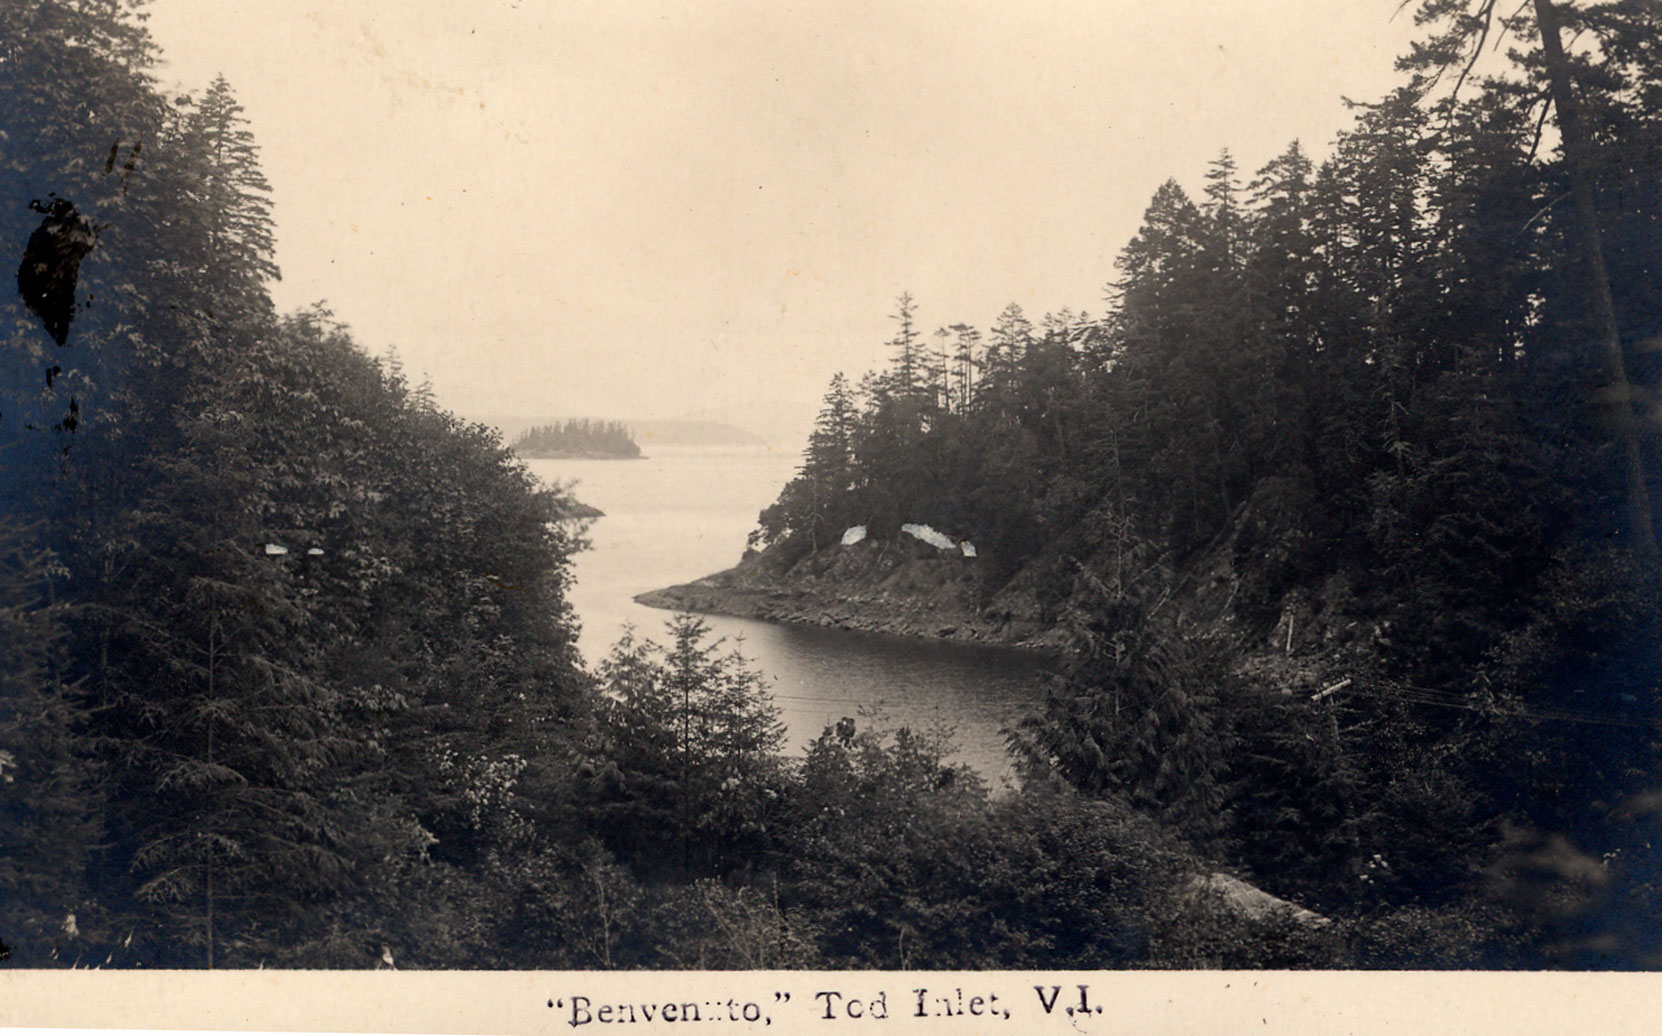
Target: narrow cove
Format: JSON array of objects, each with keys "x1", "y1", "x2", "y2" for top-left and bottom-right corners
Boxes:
[{"x1": 526, "y1": 445, "x2": 1053, "y2": 785}]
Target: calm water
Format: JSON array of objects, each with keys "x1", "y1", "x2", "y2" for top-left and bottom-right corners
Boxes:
[{"x1": 525, "y1": 445, "x2": 1052, "y2": 786}]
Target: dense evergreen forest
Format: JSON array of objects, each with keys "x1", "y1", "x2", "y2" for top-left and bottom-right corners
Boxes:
[
  {"x1": 750, "y1": 0, "x2": 1662, "y2": 964},
  {"x1": 1, "y1": 0, "x2": 1659, "y2": 970},
  {"x1": 512, "y1": 419, "x2": 642, "y2": 459}
]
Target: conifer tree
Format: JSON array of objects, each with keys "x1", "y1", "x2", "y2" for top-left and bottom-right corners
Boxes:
[
  {"x1": 0, "y1": 519, "x2": 99, "y2": 964},
  {"x1": 591, "y1": 616, "x2": 783, "y2": 877},
  {"x1": 1245, "y1": 141, "x2": 1318, "y2": 345},
  {"x1": 978, "y1": 302, "x2": 1033, "y2": 411},
  {"x1": 1201, "y1": 148, "x2": 1246, "y2": 275},
  {"x1": 887, "y1": 291, "x2": 923, "y2": 403},
  {"x1": 178, "y1": 76, "x2": 281, "y2": 295},
  {"x1": 948, "y1": 323, "x2": 980, "y2": 414}
]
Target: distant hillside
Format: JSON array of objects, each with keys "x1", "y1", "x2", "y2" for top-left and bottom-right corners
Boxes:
[
  {"x1": 625, "y1": 419, "x2": 765, "y2": 447},
  {"x1": 482, "y1": 416, "x2": 765, "y2": 448}
]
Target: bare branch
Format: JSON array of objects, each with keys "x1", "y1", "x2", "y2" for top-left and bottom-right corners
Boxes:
[
  {"x1": 1490, "y1": 0, "x2": 1534, "y2": 53},
  {"x1": 1517, "y1": 188, "x2": 1572, "y2": 237},
  {"x1": 1526, "y1": 86, "x2": 1555, "y2": 160},
  {"x1": 1449, "y1": 0, "x2": 1502, "y2": 109}
]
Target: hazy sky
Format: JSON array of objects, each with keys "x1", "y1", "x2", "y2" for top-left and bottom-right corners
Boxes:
[{"x1": 142, "y1": 1, "x2": 1422, "y2": 445}]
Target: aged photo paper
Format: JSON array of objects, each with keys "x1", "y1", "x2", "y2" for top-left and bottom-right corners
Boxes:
[{"x1": 4, "y1": 0, "x2": 1661, "y2": 1030}]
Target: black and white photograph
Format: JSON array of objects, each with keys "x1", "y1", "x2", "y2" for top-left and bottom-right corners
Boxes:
[{"x1": 2, "y1": 0, "x2": 1662, "y2": 996}]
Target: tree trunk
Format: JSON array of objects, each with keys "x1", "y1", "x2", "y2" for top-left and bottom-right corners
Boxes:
[{"x1": 1532, "y1": 0, "x2": 1657, "y2": 557}]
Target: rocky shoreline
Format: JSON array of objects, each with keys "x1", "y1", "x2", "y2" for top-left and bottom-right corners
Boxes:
[{"x1": 633, "y1": 539, "x2": 1069, "y2": 651}]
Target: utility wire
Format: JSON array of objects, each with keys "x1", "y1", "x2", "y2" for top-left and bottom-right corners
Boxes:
[
  {"x1": 1321, "y1": 679, "x2": 1662, "y2": 730},
  {"x1": 766, "y1": 676, "x2": 1660, "y2": 729}
]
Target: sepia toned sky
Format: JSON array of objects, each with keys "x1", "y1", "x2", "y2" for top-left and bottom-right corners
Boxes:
[{"x1": 141, "y1": 1, "x2": 1421, "y2": 445}]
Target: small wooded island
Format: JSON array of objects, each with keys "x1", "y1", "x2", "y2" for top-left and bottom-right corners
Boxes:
[{"x1": 511, "y1": 418, "x2": 643, "y2": 459}]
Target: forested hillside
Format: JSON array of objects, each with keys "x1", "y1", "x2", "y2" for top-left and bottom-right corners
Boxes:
[
  {"x1": 0, "y1": 3, "x2": 600, "y2": 966},
  {"x1": 747, "y1": 0, "x2": 1662, "y2": 963}
]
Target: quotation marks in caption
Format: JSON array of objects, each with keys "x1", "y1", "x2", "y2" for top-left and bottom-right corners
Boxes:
[{"x1": 549, "y1": 984, "x2": 1108, "y2": 1026}]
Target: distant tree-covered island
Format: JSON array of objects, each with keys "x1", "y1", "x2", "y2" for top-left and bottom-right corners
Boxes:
[{"x1": 511, "y1": 418, "x2": 644, "y2": 459}]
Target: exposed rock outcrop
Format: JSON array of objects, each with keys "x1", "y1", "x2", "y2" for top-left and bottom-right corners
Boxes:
[{"x1": 635, "y1": 536, "x2": 1067, "y2": 650}]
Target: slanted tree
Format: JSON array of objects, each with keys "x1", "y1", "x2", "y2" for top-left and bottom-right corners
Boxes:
[{"x1": 1401, "y1": 0, "x2": 1658, "y2": 554}]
